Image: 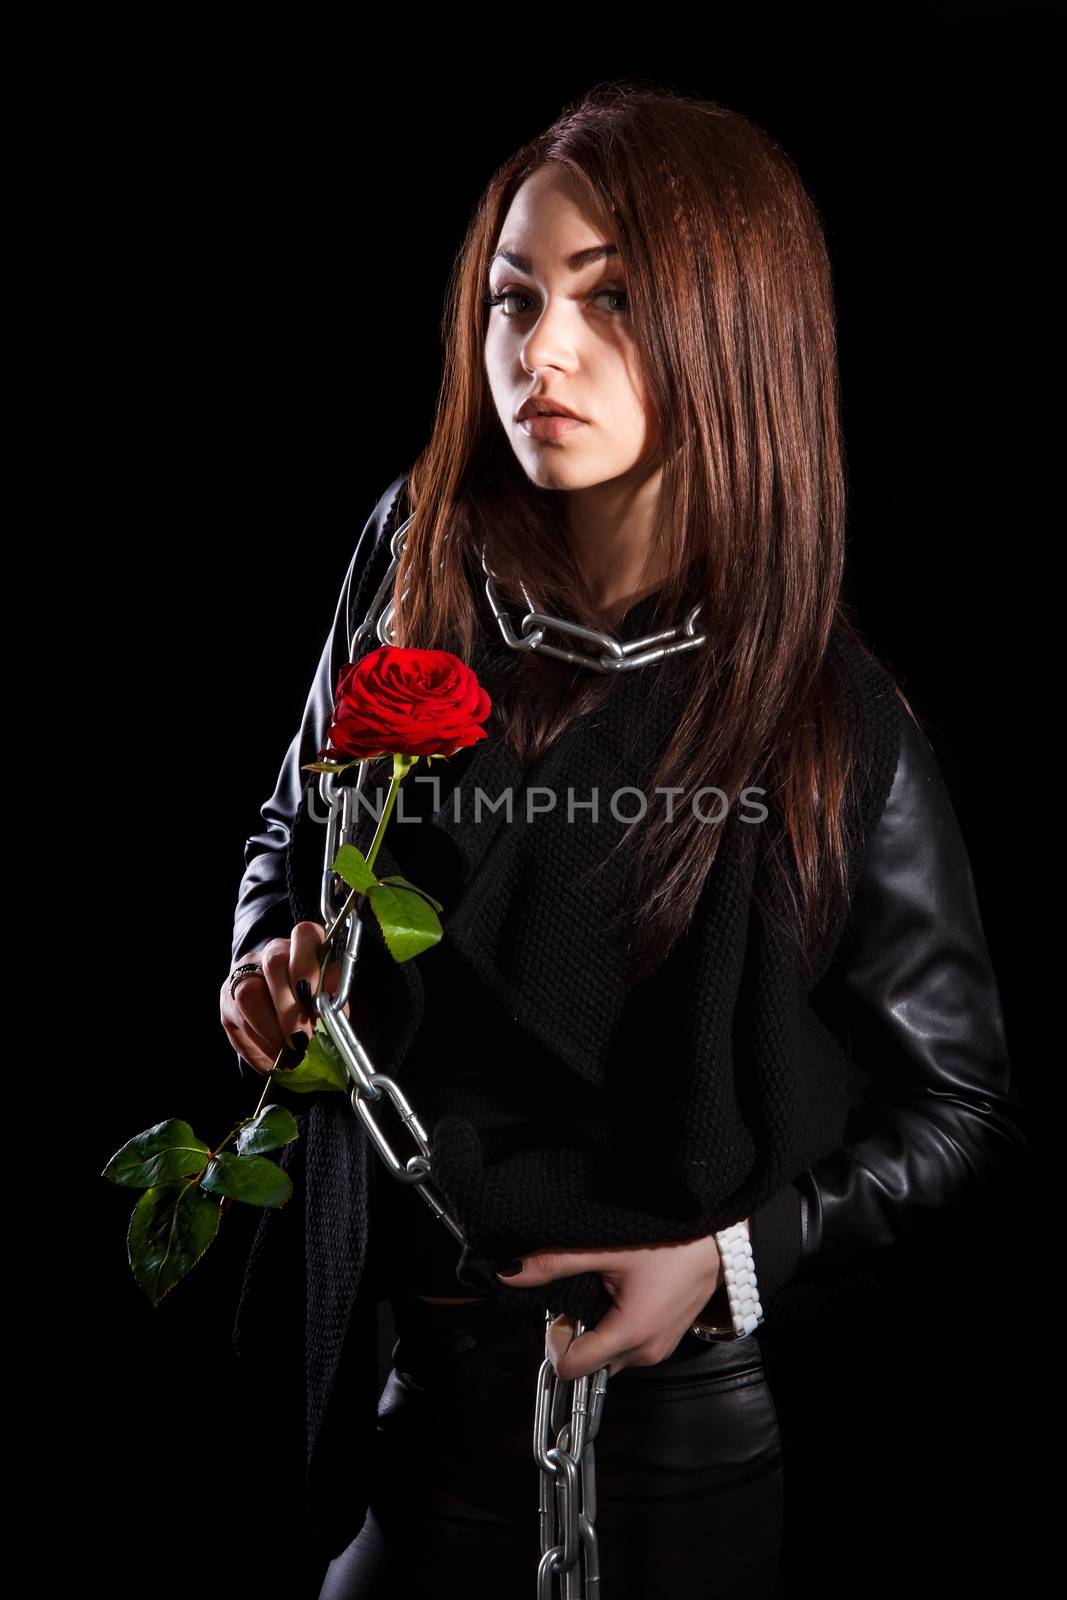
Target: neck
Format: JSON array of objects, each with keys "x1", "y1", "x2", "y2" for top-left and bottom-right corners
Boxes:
[{"x1": 562, "y1": 461, "x2": 668, "y2": 623}]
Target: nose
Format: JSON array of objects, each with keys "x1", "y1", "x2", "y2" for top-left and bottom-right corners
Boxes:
[{"x1": 519, "y1": 298, "x2": 581, "y2": 378}]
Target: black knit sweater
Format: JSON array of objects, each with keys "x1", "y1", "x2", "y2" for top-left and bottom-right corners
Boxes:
[{"x1": 230, "y1": 480, "x2": 903, "y2": 1555}]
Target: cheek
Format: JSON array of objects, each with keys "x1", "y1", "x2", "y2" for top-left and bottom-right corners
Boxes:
[
  {"x1": 484, "y1": 335, "x2": 511, "y2": 401},
  {"x1": 613, "y1": 382, "x2": 655, "y2": 447},
  {"x1": 483, "y1": 343, "x2": 503, "y2": 406},
  {"x1": 628, "y1": 373, "x2": 660, "y2": 441},
  {"x1": 484, "y1": 321, "x2": 508, "y2": 369},
  {"x1": 610, "y1": 346, "x2": 653, "y2": 430}
]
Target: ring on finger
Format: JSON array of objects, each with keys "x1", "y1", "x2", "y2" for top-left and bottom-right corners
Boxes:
[{"x1": 229, "y1": 962, "x2": 264, "y2": 1003}]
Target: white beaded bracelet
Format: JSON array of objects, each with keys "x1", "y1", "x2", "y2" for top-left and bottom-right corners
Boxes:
[{"x1": 689, "y1": 1218, "x2": 764, "y2": 1341}]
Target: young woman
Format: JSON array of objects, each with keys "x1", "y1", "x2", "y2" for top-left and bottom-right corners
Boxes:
[{"x1": 219, "y1": 84, "x2": 1027, "y2": 1597}]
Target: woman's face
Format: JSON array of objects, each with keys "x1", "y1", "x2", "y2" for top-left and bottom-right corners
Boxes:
[{"x1": 484, "y1": 163, "x2": 661, "y2": 492}]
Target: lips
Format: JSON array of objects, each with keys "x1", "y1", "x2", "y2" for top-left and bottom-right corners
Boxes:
[
  {"x1": 518, "y1": 414, "x2": 586, "y2": 440},
  {"x1": 515, "y1": 396, "x2": 585, "y2": 423}
]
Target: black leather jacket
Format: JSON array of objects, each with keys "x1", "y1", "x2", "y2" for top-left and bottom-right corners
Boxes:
[{"x1": 227, "y1": 475, "x2": 1028, "y2": 1312}]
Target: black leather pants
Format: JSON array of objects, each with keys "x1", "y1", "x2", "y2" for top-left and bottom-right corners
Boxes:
[{"x1": 319, "y1": 1291, "x2": 785, "y2": 1598}]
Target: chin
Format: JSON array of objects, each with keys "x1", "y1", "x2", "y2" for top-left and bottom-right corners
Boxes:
[
  {"x1": 516, "y1": 448, "x2": 626, "y2": 494},
  {"x1": 524, "y1": 465, "x2": 577, "y2": 492}
]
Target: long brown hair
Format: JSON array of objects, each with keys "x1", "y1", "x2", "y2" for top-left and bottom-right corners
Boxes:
[{"x1": 385, "y1": 78, "x2": 913, "y2": 977}]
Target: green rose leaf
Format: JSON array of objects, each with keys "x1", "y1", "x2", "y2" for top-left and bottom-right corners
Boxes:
[
  {"x1": 128, "y1": 1182, "x2": 221, "y2": 1306},
  {"x1": 366, "y1": 880, "x2": 444, "y2": 962},
  {"x1": 270, "y1": 1027, "x2": 350, "y2": 1094},
  {"x1": 377, "y1": 874, "x2": 444, "y2": 913},
  {"x1": 200, "y1": 1152, "x2": 293, "y2": 1208},
  {"x1": 102, "y1": 1119, "x2": 212, "y2": 1189},
  {"x1": 236, "y1": 1104, "x2": 300, "y2": 1156},
  {"x1": 331, "y1": 843, "x2": 378, "y2": 893},
  {"x1": 302, "y1": 758, "x2": 368, "y2": 774}
]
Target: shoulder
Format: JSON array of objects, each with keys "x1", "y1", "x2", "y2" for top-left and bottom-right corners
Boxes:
[
  {"x1": 358, "y1": 472, "x2": 410, "y2": 562},
  {"x1": 370, "y1": 472, "x2": 410, "y2": 531},
  {"x1": 885, "y1": 710, "x2": 952, "y2": 825},
  {"x1": 827, "y1": 615, "x2": 901, "y2": 726},
  {"x1": 341, "y1": 472, "x2": 412, "y2": 638},
  {"x1": 813, "y1": 634, "x2": 989, "y2": 995},
  {"x1": 858, "y1": 706, "x2": 975, "y2": 908},
  {"x1": 825, "y1": 618, "x2": 905, "y2": 877},
  {"x1": 828, "y1": 622, "x2": 963, "y2": 900}
]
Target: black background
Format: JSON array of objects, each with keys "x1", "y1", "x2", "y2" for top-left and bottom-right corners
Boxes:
[{"x1": 71, "y1": 12, "x2": 1048, "y2": 1595}]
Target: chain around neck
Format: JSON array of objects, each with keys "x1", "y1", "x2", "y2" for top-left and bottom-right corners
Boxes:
[
  {"x1": 364, "y1": 513, "x2": 708, "y2": 675},
  {"x1": 478, "y1": 542, "x2": 707, "y2": 675}
]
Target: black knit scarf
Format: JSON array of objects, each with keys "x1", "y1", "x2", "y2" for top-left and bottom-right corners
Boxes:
[{"x1": 232, "y1": 479, "x2": 903, "y2": 1550}]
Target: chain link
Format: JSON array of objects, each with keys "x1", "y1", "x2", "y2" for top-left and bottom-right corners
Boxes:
[
  {"x1": 536, "y1": 1333, "x2": 610, "y2": 1594},
  {"x1": 479, "y1": 544, "x2": 707, "y2": 673},
  {"x1": 311, "y1": 508, "x2": 713, "y2": 1594}
]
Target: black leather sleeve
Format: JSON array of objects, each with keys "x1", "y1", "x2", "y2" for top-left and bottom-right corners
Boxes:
[
  {"x1": 747, "y1": 709, "x2": 1028, "y2": 1301},
  {"x1": 227, "y1": 474, "x2": 406, "y2": 1081}
]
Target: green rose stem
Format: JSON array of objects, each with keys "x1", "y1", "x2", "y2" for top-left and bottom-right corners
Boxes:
[
  {"x1": 255, "y1": 753, "x2": 419, "y2": 1113},
  {"x1": 315, "y1": 751, "x2": 417, "y2": 969},
  {"x1": 217, "y1": 755, "x2": 418, "y2": 1220}
]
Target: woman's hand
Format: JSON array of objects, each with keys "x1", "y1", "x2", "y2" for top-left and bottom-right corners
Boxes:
[
  {"x1": 496, "y1": 1235, "x2": 726, "y2": 1380},
  {"x1": 220, "y1": 921, "x2": 350, "y2": 1075}
]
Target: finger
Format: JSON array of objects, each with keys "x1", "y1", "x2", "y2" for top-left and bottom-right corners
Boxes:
[
  {"x1": 495, "y1": 1249, "x2": 616, "y2": 1288},
  {"x1": 251, "y1": 938, "x2": 311, "y2": 1048},
  {"x1": 222, "y1": 972, "x2": 282, "y2": 1073},
  {"x1": 247, "y1": 925, "x2": 323, "y2": 1047},
  {"x1": 548, "y1": 1301, "x2": 640, "y2": 1382},
  {"x1": 289, "y1": 922, "x2": 327, "y2": 1027},
  {"x1": 319, "y1": 958, "x2": 352, "y2": 1019},
  {"x1": 232, "y1": 963, "x2": 292, "y2": 1066},
  {"x1": 287, "y1": 948, "x2": 353, "y2": 1032},
  {"x1": 545, "y1": 1314, "x2": 578, "y2": 1370}
]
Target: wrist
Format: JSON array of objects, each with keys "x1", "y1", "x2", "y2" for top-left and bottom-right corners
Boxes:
[
  {"x1": 690, "y1": 1217, "x2": 762, "y2": 1341},
  {"x1": 694, "y1": 1279, "x2": 732, "y2": 1331}
]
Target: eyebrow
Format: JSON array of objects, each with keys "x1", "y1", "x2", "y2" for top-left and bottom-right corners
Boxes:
[{"x1": 488, "y1": 244, "x2": 619, "y2": 274}]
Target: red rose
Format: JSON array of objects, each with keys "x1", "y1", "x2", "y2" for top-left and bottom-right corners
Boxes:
[{"x1": 319, "y1": 645, "x2": 492, "y2": 762}]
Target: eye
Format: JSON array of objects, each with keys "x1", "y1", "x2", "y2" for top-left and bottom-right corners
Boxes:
[
  {"x1": 592, "y1": 287, "x2": 629, "y2": 315},
  {"x1": 483, "y1": 288, "x2": 535, "y2": 317},
  {"x1": 482, "y1": 285, "x2": 629, "y2": 318}
]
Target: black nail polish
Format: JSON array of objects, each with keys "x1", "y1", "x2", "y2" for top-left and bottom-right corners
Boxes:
[
  {"x1": 296, "y1": 978, "x2": 313, "y2": 1007},
  {"x1": 497, "y1": 1259, "x2": 524, "y2": 1277},
  {"x1": 287, "y1": 1032, "x2": 308, "y2": 1061}
]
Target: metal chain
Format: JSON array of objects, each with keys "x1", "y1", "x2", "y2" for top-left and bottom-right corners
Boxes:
[
  {"x1": 311, "y1": 510, "x2": 710, "y2": 1594},
  {"x1": 480, "y1": 544, "x2": 707, "y2": 672}
]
